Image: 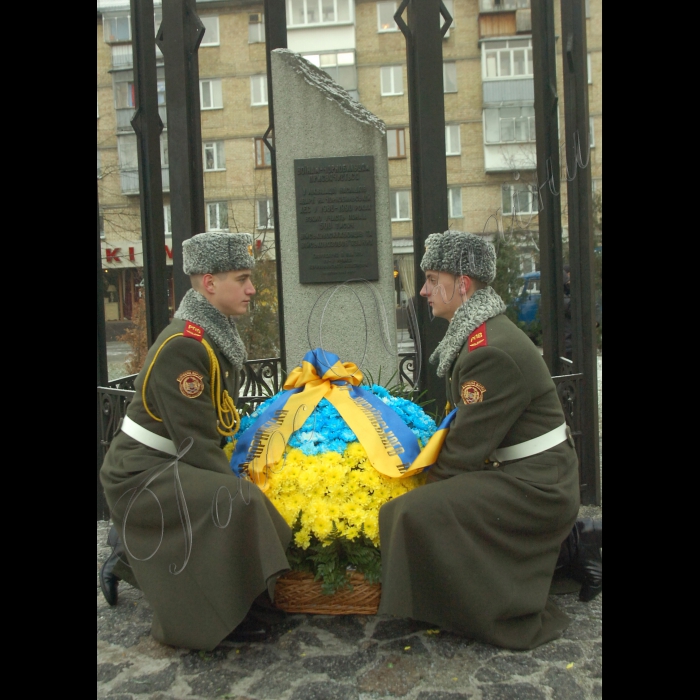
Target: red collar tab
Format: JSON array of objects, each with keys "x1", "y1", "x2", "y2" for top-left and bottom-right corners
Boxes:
[
  {"x1": 183, "y1": 321, "x2": 204, "y2": 342},
  {"x1": 468, "y1": 323, "x2": 488, "y2": 352}
]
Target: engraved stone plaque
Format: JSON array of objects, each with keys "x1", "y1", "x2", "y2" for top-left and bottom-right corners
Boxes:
[{"x1": 294, "y1": 156, "x2": 378, "y2": 284}]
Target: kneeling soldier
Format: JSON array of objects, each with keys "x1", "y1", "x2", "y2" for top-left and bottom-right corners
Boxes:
[
  {"x1": 99, "y1": 232, "x2": 291, "y2": 650},
  {"x1": 378, "y1": 230, "x2": 601, "y2": 650}
]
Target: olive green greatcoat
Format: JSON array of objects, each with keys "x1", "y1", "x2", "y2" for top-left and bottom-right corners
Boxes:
[
  {"x1": 100, "y1": 318, "x2": 291, "y2": 650},
  {"x1": 378, "y1": 314, "x2": 580, "y2": 650}
]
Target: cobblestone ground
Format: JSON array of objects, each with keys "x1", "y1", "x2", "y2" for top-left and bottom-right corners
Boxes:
[{"x1": 98, "y1": 357, "x2": 602, "y2": 699}]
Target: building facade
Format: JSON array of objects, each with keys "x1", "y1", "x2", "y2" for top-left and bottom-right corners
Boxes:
[{"x1": 97, "y1": 0, "x2": 602, "y2": 321}]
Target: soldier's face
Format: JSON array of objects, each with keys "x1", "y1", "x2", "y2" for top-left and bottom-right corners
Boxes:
[
  {"x1": 210, "y1": 269, "x2": 256, "y2": 317},
  {"x1": 420, "y1": 270, "x2": 464, "y2": 321}
]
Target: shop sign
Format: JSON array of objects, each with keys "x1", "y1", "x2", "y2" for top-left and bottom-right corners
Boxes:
[{"x1": 101, "y1": 239, "x2": 174, "y2": 268}]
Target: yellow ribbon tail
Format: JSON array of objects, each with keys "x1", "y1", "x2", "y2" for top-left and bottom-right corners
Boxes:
[{"x1": 397, "y1": 426, "x2": 451, "y2": 478}]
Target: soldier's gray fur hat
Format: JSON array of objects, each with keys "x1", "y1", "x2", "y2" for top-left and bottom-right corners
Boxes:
[
  {"x1": 420, "y1": 230, "x2": 497, "y2": 284},
  {"x1": 182, "y1": 232, "x2": 256, "y2": 275}
]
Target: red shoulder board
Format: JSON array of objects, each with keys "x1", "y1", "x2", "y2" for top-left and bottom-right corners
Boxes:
[
  {"x1": 468, "y1": 323, "x2": 488, "y2": 352},
  {"x1": 183, "y1": 321, "x2": 204, "y2": 341}
]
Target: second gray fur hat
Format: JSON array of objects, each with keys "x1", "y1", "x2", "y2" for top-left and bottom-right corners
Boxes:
[
  {"x1": 420, "y1": 230, "x2": 497, "y2": 283},
  {"x1": 182, "y1": 232, "x2": 256, "y2": 275}
]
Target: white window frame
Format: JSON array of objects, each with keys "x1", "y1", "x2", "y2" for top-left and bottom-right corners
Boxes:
[
  {"x1": 381, "y1": 66, "x2": 403, "y2": 96},
  {"x1": 445, "y1": 124, "x2": 461, "y2": 156},
  {"x1": 377, "y1": 2, "x2": 398, "y2": 32},
  {"x1": 257, "y1": 199, "x2": 275, "y2": 230},
  {"x1": 483, "y1": 107, "x2": 536, "y2": 144},
  {"x1": 249, "y1": 13, "x2": 265, "y2": 43},
  {"x1": 479, "y1": 1, "x2": 530, "y2": 10},
  {"x1": 502, "y1": 184, "x2": 539, "y2": 216},
  {"x1": 448, "y1": 187, "x2": 463, "y2": 219},
  {"x1": 286, "y1": 0, "x2": 354, "y2": 28},
  {"x1": 387, "y1": 128, "x2": 406, "y2": 159},
  {"x1": 200, "y1": 16, "x2": 220, "y2": 46},
  {"x1": 589, "y1": 117, "x2": 595, "y2": 148},
  {"x1": 443, "y1": 61, "x2": 457, "y2": 93},
  {"x1": 251, "y1": 75, "x2": 268, "y2": 106},
  {"x1": 207, "y1": 202, "x2": 229, "y2": 231},
  {"x1": 103, "y1": 14, "x2": 131, "y2": 43},
  {"x1": 203, "y1": 141, "x2": 226, "y2": 171},
  {"x1": 160, "y1": 133, "x2": 168, "y2": 168},
  {"x1": 163, "y1": 204, "x2": 172, "y2": 235},
  {"x1": 390, "y1": 190, "x2": 411, "y2": 221},
  {"x1": 442, "y1": 0, "x2": 455, "y2": 37},
  {"x1": 199, "y1": 79, "x2": 223, "y2": 110},
  {"x1": 587, "y1": 53, "x2": 592, "y2": 84},
  {"x1": 254, "y1": 138, "x2": 272, "y2": 168},
  {"x1": 482, "y1": 38, "x2": 533, "y2": 80}
]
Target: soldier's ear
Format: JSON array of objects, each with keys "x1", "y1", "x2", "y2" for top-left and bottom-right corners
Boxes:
[{"x1": 202, "y1": 273, "x2": 217, "y2": 294}]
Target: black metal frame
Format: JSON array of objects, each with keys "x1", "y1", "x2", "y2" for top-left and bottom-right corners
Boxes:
[
  {"x1": 129, "y1": 0, "x2": 169, "y2": 345},
  {"x1": 395, "y1": 0, "x2": 452, "y2": 418},
  {"x1": 560, "y1": 0, "x2": 600, "y2": 505}
]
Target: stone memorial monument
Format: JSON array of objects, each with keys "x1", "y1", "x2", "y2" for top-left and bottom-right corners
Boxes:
[{"x1": 271, "y1": 49, "x2": 399, "y2": 380}]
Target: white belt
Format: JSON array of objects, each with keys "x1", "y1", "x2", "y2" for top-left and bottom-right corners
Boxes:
[
  {"x1": 120, "y1": 415, "x2": 178, "y2": 456},
  {"x1": 491, "y1": 422, "x2": 570, "y2": 464}
]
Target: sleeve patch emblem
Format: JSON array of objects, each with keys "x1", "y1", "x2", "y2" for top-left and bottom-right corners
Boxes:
[
  {"x1": 461, "y1": 380, "x2": 486, "y2": 405},
  {"x1": 177, "y1": 370, "x2": 205, "y2": 398}
]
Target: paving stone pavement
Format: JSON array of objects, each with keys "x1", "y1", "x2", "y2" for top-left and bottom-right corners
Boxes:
[{"x1": 97, "y1": 508, "x2": 602, "y2": 700}]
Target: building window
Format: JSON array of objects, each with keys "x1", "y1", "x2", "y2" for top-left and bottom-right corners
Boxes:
[
  {"x1": 442, "y1": 0, "x2": 454, "y2": 36},
  {"x1": 381, "y1": 66, "x2": 403, "y2": 96},
  {"x1": 118, "y1": 134, "x2": 138, "y2": 171},
  {"x1": 249, "y1": 13, "x2": 265, "y2": 42},
  {"x1": 160, "y1": 133, "x2": 168, "y2": 167},
  {"x1": 483, "y1": 39, "x2": 533, "y2": 79},
  {"x1": 287, "y1": 0, "x2": 353, "y2": 27},
  {"x1": 448, "y1": 187, "x2": 463, "y2": 218},
  {"x1": 207, "y1": 202, "x2": 229, "y2": 231},
  {"x1": 257, "y1": 199, "x2": 274, "y2": 229},
  {"x1": 251, "y1": 75, "x2": 268, "y2": 106},
  {"x1": 255, "y1": 138, "x2": 272, "y2": 168},
  {"x1": 157, "y1": 80, "x2": 166, "y2": 105},
  {"x1": 164, "y1": 204, "x2": 172, "y2": 235},
  {"x1": 104, "y1": 14, "x2": 131, "y2": 43},
  {"x1": 378, "y1": 2, "x2": 398, "y2": 32},
  {"x1": 390, "y1": 190, "x2": 411, "y2": 221},
  {"x1": 480, "y1": 1, "x2": 530, "y2": 10},
  {"x1": 445, "y1": 125, "x2": 461, "y2": 155},
  {"x1": 200, "y1": 79, "x2": 223, "y2": 109},
  {"x1": 484, "y1": 106, "x2": 535, "y2": 144},
  {"x1": 99, "y1": 212, "x2": 105, "y2": 239},
  {"x1": 302, "y1": 51, "x2": 357, "y2": 93},
  {"x1": 587, "y1": 53, "x2": 592, "y2": 84},
  {"x1": 585, "y1": 0, "x2": 591, "y2": 18},
  {"x1": 200, "y1": 16, "x2": 220, "y2": 46},
  {"x1": 443, "y1": 62, "x2": 457, "y2": 93},
  {"x1": 589, "y1": 118, "x2": 595, "y2": 148},
  {"x1": 204, "y1": 141, "x2": 226, "y2": 171},
  {"x1": 502, "y1": 184, "x2": 538, "y2": 216},
  {"x1": 97, "y1": 150, "x2": 102, "y2": 179},
  {"x1": 115, "y1": 81, "x2": 136, "y2": 109},
  {"x1": 387, "y1": 128, "x2": 406, "y2": 159}
]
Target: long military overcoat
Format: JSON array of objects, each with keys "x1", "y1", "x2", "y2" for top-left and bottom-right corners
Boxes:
[
  {"x1": 378, "y1": 314, "x2": 580, "y2": 650},
  {"x1": 100, "y1": 318, "x2": 291, "y2": 650}
]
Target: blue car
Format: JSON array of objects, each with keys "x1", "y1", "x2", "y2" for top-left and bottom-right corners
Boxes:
[{"x1": 512, "y1": 272, "x2": 541, "y2": 325}]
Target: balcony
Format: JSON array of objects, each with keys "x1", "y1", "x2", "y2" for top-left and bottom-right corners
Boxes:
[
  {"x1": 483, "y1": 78, "x2": 534, "y2": 105},
  {"x1": 121, "y1": 167, "x2": 170, "y2": 195},
  {"x1": 116, "y1": 105, "x2": 168, "y2": 132},
  {"x1": 111, "y1": 43, "x2": 164, "y2": 70}
]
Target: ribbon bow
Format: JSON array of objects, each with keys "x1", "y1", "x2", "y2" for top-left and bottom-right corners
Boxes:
[{"x1": 230, "y1": 349, "x2": 456, "y2": 489}]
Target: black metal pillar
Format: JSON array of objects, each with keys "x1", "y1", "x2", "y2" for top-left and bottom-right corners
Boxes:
[
  {"x1": 531, "y1": 0, "x2": 565, "y2": 374},
  {"x1": 158, "y1": 0, "x2": 206, "y2": 308},
  {"x1": 263, "y1": 0, "x2": 288, "y2": 374},
  {"x1": 395, "y1": 0, "x2": 452, "y2": 416},
  {"x1": 560, "y1": 0, "x2": 600, "y2": 505},
  {"x1": 97, "y1": 186, "x2": 109, "y2": 520},
  {"x1": 130, "y1": 0, "x2": 169, "y2": 346}
]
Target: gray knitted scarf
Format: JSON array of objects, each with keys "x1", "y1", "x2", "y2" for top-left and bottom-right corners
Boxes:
[
  {"x1": 174, "y1": 289, "x2": 247, "y2": 368},
  {"x1": 430, "y1": 286, "x2": 507, "y2": 377}
]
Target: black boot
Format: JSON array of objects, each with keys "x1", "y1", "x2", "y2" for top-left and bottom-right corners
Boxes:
[
  {"x1": 99, "y1": 526, "x2": 124, "y2": 606},
  {"x1": 556, "y1": 517, "x2": 602, "y2": 602}
]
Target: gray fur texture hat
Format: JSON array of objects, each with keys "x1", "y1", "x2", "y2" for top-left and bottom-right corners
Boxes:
[
  {"x1": 420, "y1": 230, "x2": 497, "y2": 284},
  {"x1": 182, "y1": 232, "x2": 256, "y2": 275}
]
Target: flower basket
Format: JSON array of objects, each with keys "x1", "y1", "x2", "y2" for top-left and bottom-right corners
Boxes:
[{"x1": 274, "y1": 570, "x2": 381, "y2": 615}]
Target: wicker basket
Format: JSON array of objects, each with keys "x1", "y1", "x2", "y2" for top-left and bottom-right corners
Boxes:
[{"x1": 273, "y1": 571, "x2": 381, "y2": 615}]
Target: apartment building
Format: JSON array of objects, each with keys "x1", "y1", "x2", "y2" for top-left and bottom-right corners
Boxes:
[{"x1": 97, "y1": 0, "x2": 602, "y2": 322}]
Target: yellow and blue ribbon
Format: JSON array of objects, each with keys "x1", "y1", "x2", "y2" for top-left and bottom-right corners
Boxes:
[{"x1": 230, "y1": 349, "x2": 456, "y2": 489}]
